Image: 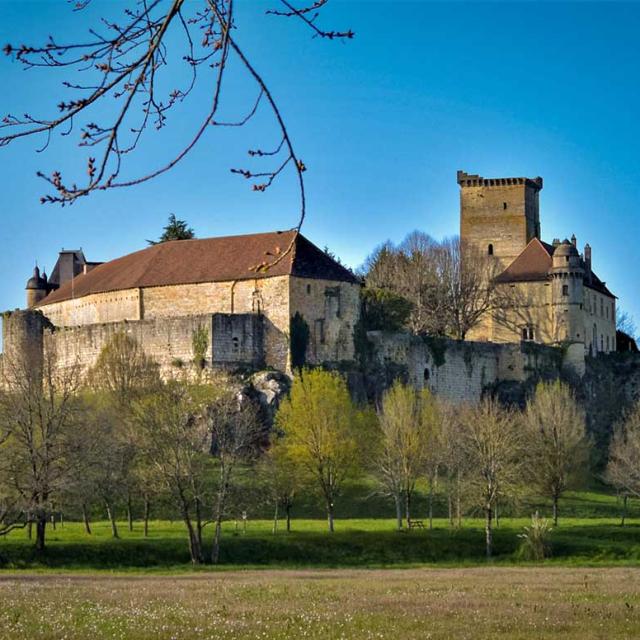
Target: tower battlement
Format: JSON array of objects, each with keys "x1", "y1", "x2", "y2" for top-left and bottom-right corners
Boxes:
[{"x1": 457, "y1": 171, "x2": 543, "y2": 191}]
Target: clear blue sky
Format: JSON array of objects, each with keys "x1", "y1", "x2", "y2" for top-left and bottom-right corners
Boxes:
[{"x1": 1, "y1": 1, "x2": 639, "y2": 329}]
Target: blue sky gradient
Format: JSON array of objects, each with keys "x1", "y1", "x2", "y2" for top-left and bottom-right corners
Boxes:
[{"x1": 0, "y1": 1, "x2": 638, "y2": 329}]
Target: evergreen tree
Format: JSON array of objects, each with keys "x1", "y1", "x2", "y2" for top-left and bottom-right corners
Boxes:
[{"x1": 148, "y1": 214, "x2": 195, "y2": 245}]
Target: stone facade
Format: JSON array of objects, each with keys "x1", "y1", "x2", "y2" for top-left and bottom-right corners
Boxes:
[{"x1": 459, "y1": 171, "x2": 617, "y2": 355}]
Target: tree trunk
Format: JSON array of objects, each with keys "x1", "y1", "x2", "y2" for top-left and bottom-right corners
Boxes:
[
  {"x1": 127, "y1": 493, "x2": 134, "y2": 532},
  {"x1": 35, "y1": 515, "x2": 46, "y2": 553},
  {"x1": 327, "y1": 500, "x2": 335, "y2": 533},
  {"x1": 485, "y1": 506, "x2": 493, "y2": 559},
  {"x1": 495, "y1": 500, "x2": 499, "y2": 528},
  {"x1": 394, "y1": 493, "x2": 403, "y2": 530},
  {"x1": 447, "y1": 489, "x2": 453, "y2": 527},
  {"x1": 183, "y1": 515, "x2": 202, "y2": 565},
  {"x1": 27, "y1": 520, "x2": 32, "y2": 540},
  {"x1": 404, "y1": 488, "x2": 411, "y2": 528},
  {"x1": 621, "y1": 495, "x2": 628, "y2": 527},
  {"x1": 82, "y1": 503, "x2": 92, "y2": 535},
  {"x1": 285, "y1": 501, "x2": 292, "y2": 533},
  {"x1": 552, "y1": 494, "x2": 558, "y2": 526},
  {"x1": 211, "y1": 466, "x2": 229, "y2": 564},
  {"x1": 456, "y1": 471, "x2": 462, "y2": 528},
  {"x1": 272, "y1": 501, "x2": 279, "y2": 535},
  {"x1": 428, "y1": 481, "x2": 434, "y2": 530},
  {"x1": 143, "y1": 495, "x2": 151, "y2": 538},
  {"x1": 105, "y1": 501, "x2": 119, "y2": 539}
]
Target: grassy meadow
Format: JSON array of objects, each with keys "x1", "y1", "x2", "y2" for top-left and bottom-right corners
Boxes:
[
  {"x1": 1, "y1": 489, "x2": 640, "y2": 570},
  {"x1": 1, "y1": 567, "x2": 640, "y2": 639}
]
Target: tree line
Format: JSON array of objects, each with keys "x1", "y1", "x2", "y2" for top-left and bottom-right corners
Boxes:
[{"x1": 1, "y1": 331, "x2": 639, "y2": 563}]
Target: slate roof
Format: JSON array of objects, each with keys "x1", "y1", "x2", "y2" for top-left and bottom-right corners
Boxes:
[
  {"x1": 38, "y1": 231, "x2": 359, "y2": 306},
  {"x1": 495, "y1": 237, "x2": 615, "y2": 298}
]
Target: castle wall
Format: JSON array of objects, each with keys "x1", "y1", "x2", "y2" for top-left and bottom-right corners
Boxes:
[
  {"x1": 584, "y1": 287, "x2": 616, "y2": 354},
  {"x1": 40, "y1": 288, "x2": 141, "y2": 326},
  {"x1": 366, "y1": 331, "x2": 569, "y2": 403},
  {"x1": 37, "y1": 276, "x2": 293, "y2": 371},
  {"x1": 289, "y1": 277, "x2": 361, "y2": 366},
  {"x1": 40, "y1": 313, "x2": 263, "y2": 379}
]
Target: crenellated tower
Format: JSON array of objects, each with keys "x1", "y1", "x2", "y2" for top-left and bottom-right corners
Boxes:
[{"x1": 458, "y1": 170, "x2": 543, "y2": 270}]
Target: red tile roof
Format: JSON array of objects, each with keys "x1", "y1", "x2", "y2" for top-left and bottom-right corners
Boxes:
[
  {"x1": 496, "y1": 237, "x2": 615, "y2": 298},
  {"x1": 38, "y1": 231, "x2": 359, "y2": 306}
]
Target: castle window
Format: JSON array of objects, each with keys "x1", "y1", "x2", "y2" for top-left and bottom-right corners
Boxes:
[
  {"x1": 601, "y1": 335, "x2": 604, "y2": 351},
  {"x1": 522, "y1": 326, "x2": 535, "y2": 341},
  {"x1": 606, "y1": 305, "x2": 609, "y2": 319},
  {"x1": 600, "y1": 298, "x2": 604, "y2": 316},
  {"x1": 562, "y1": 284, "x2": 569, "y2": 297},
  {"x1": 315, "y1": 318, "x2": 325, "y2": 345},
  {"x1": 503, "y1": 202, "x2": 508, "y2": 210},
  {"x1": 232, "y1": 336, "x2": 240, "y2": 353},
  {"x1": 424, "y1": 368, "x2": 430, "y2": 382},
  {"x1": 488, "y1": 244, "x2": 494, "y2": 256},
  {"x1": 306, "y1": 284, "x2": 312, "y2": 295}
]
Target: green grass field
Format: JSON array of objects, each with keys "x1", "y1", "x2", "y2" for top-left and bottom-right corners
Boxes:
[
  {"x1": 0, "y1": 488, "x2": 639, "y2": 570},
  {"x1": 1, "y1": 491, "x2": 640, "y2": 638}
]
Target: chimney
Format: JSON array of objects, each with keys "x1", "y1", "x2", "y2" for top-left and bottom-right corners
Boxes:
[
  {"x1": 571, "y1": 234, "x2": 577, "y2": 247},
  {"x1": 584, "y1": 243, "x2": 592, "y2": 281}
]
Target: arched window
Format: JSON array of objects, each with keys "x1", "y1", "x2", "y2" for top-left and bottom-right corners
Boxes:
[
  {"x1": 488, "y1": 244, "x2": 494, "y2": 256},
  {"x1": 232, "y1": 337, "x2": 240, "y2": 353}
]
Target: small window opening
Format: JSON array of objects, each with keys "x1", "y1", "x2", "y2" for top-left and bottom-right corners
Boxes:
[
  {"x1": 424, "y1": 368, "x2": 430, "y2": 381},
  {"x1": 488, "y1": 244, "x2": 494, "y2": 256},
  {"x1": 562, "y1": 284, "x2": 569, "y2": 296},
  {"x1": 503, "y1": 202, "x2": 508, "y2": 210},
  {"x1": 306, "y1": 284, "x2": 311, "y2": 295},
  {"x1": 522, "y1": 326, "x2": 535, "y2": 341},
  {"x1": 232, "y1": 337, "x2": 240, "y2": 353}
]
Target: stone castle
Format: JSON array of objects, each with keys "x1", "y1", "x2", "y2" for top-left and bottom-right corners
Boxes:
[{"x1": 1, "y1": 171, "x2": 620, "y2": 402}]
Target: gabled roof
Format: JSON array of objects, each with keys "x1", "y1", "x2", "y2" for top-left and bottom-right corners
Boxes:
[
  {"x1": 496, "y1": 237, "x2": 616, "y2": 298},
  {"x1": 38, "y1": 231, "x2": 359, "y2": 307},
  {"x1": 495, "y1": 238, "x2": 552, "y2": 283}
]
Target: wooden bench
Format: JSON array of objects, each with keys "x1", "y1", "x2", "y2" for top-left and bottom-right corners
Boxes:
[{"x1": 407, "y1": 520, "x2": 425, "y2": 529}]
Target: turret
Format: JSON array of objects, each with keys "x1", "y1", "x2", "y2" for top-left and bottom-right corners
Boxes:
[
  {"x1": 25, "y1": 266, "x2": 48, "y2": 309},
  {"x1": 551, "y1": 239, "x2": 584, "y2": 343}
]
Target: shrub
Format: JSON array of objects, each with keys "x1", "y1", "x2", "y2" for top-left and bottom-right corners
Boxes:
[{"x1": 517, "y1": 512, "x2": 552, "y2": 561}]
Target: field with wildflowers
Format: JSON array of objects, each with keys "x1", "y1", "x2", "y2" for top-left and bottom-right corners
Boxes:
[{"x1": 1, "y1": 567, "x2": 640, "y2": 639}]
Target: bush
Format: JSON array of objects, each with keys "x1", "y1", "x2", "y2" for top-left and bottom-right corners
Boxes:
[{"x1": 517, "y1": 512, "x2": 552, "y2": 561}]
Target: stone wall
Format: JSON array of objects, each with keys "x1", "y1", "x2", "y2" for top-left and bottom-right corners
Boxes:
[
  {"x1": 366, "y1": 330, "x2": 571, "y2": 403},
  {"x1": 289, "y1": 277, "x2": 361, "y2": 366},
  {"x1": 2, "y1": 310, "x2": 264, "y2": 381}
]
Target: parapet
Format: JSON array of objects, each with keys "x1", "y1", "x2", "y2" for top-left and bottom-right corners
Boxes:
[{"x1": 457, "y1": 170, "x2": 543, "y2": 191}]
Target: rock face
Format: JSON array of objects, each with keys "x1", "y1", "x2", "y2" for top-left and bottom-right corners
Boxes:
[{"x1": 241, "y1": 370, "x2": 291, "y2": 428}]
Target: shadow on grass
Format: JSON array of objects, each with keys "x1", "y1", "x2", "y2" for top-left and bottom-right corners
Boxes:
[{"x1": 2, "y1": 523, "x2": 640, "y2": 570}]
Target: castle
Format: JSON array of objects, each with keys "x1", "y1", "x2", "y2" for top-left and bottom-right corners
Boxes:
[
  {"x1": 1, "y1": 170, "x2": 619, "y2": 400},
  {"x1": 458, "y1": 171, "x2": 616, "y2": 355}
]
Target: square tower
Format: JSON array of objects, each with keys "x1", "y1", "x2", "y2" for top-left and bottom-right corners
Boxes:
[{"x1": 458, "y1": 171, "x2": 543, "y2": 270}]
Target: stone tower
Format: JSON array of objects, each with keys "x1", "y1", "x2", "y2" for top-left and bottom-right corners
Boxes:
[
  {"x1": 551, "y1": 239, "x2": 584, "y2": 343},
  {"x1": 458, "y1": 171, "x2": 543, "y2": 270},
  {"x1": 25, "y1": 266, "x2": 48, "y2": 309}
]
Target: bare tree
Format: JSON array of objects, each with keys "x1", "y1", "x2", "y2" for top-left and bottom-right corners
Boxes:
[
  {"x1": 208, "y1": 392, "x2": 262, "y2": 564},
  {"x1": 523, "y1": 381, "x2": 589, "y2": 525},
  {"x1": 437, "y1": 401, "x2": 468, "y2": 528},
  {"x1": 372, "y1": 381, "x2": 436, "y2": 529},
  {"x1": 606, "y1": 401, "x2": 640, "y2": 525},
  {"x1": 2, "y1": 1, "x2": 353, "y2": 266},
  {"x1": 133, "y1": 381, "x2": 213, "y2": 564},
  {"x1": 0, "y1": 344, "x2": 80, "y2": 552},
  {"x1": 460, "y1": 399, "x2": 522, "y2": 558},
  {"x1": 363, "y1": 233, "x2": 500, "y2": 339}
]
